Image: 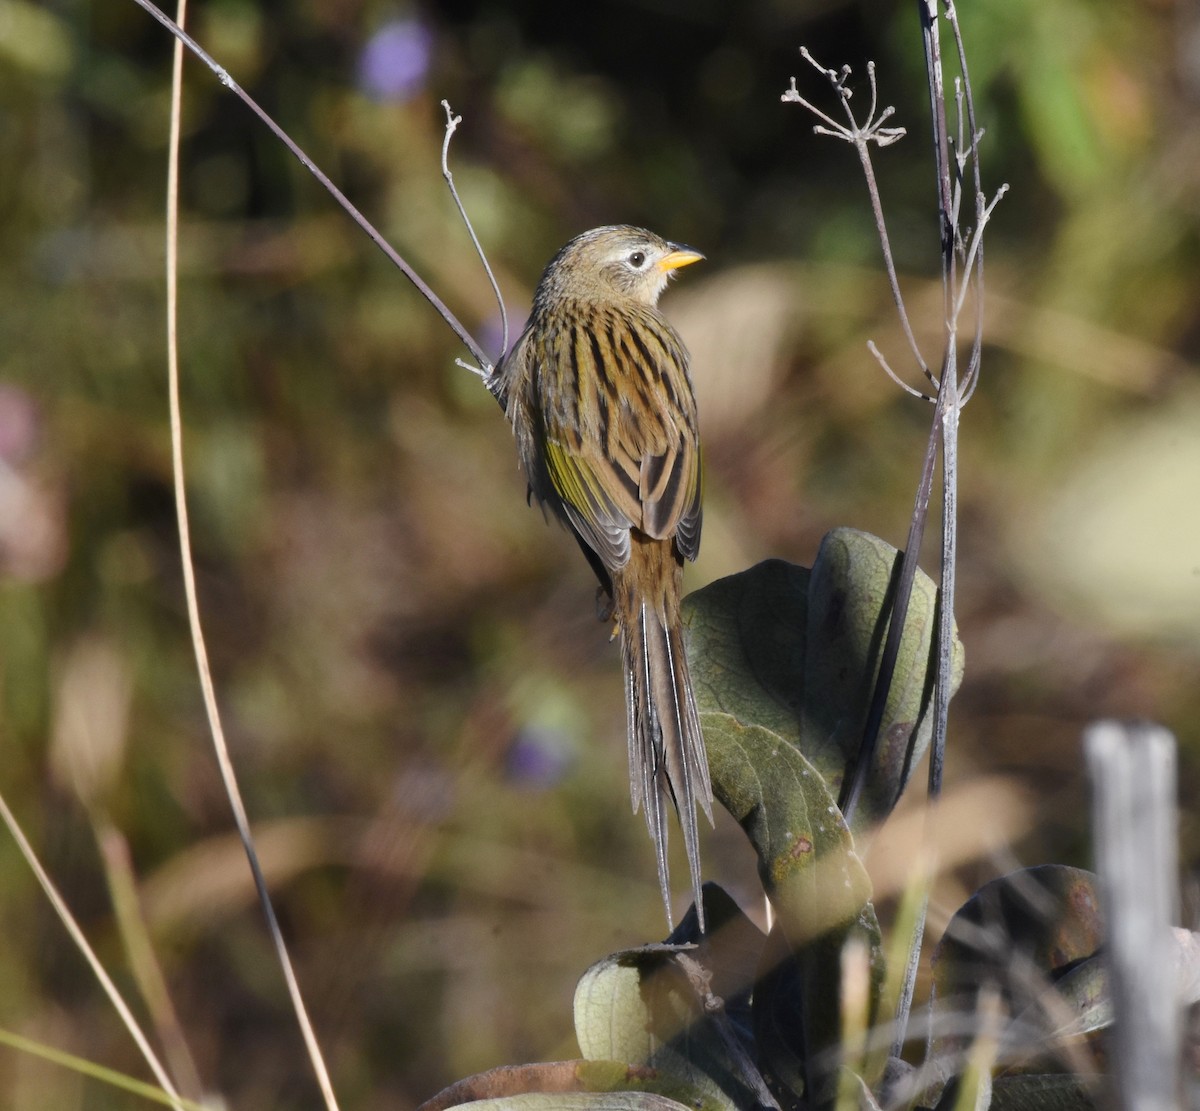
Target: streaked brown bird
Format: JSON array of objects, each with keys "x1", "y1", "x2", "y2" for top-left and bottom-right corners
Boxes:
[{"x1": 491, "y1": 225, "x2": 711, "y2": 929}]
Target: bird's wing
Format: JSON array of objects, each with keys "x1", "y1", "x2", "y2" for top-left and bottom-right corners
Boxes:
[{"x1": 539, "y1": 305, "x2": 701, "y2": 570}]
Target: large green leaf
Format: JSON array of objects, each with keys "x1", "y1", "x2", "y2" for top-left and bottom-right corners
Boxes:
[
  {"x1": 699, "y1": 712, "x2": 872, "y2": 944},
  {"x1": 683, "y1": 529, "x2": 963, "y2": 837},
  {"x1": 803, "y1": 529, "x2": 962, "y2": 827},
  {"x1": 696, "y1": 715, "x2": 881, "y2": 1106},
  {"x1": 682, "y1": 558, "x2": 811, "y2": 750},
  {"x1": 683, "y1": 531, "x2": 954, "y2": 1107}
]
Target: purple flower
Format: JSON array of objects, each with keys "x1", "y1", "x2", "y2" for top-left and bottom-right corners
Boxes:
[
  {"x1": 504, "y1": 726, "x2": 574, "y2": 790},
  {"x1": 357, "y1": 19, "x2": 433, "y2": 103}
]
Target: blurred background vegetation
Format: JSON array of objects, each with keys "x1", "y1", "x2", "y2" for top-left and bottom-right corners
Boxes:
[{"x1": 1, "y1": 0, "x2": 1199, "y2": 1106}]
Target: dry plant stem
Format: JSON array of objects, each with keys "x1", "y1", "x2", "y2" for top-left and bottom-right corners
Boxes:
[
  {"x1": 888, "y1": 898, "x2": 928, "y2": 1064},
  {"x1": 440, "y1": 100, "x2": 508, "y2": 362},
  {"x1": 919, "y1": 2, "x2": 956, "y2": 304},
  {"x1": 876, "y1": 854, "x2": 935, "y2": 1077},
  {"x1": 0, "y1": 792, "x2": 185, "y2": 1110},
  {"x1": 787, "y1": 45, "x2": 945, "y2": 825},
  {"x1": 0, "y1": 1028, "x2": 207, "y2": 1111},
  {"x1": 869, "y1": 339, "x2": 930, "y2": 401},
  {"x1": 821, "y1": 0, "x2": 1000, "y2": 1063},
  {"x1": 948, "y1": 6, "x2": 989, "y2": 402},
  {"x1": 927, "y1": 0, "x2": 1010, "y2": 801},
  {"x1": 840, "y1": 403, "x2": 941, "y2": 825},
  {"x1": 782, "y1": 48, "x2": 942, "y2": 826},
  {"x1": 930, "y1": 389, "x2": 958, "y2": 799},
  {"x1": 850, "y1": 143, "x2": 934, "y2": 384},
  {"x1": 917, "y1": 0, "x2": 957, "y2": 801},
  {"x1": 947, "y1": 987, "x2": 1001, "y2": 1111},
  {"x1": 1086, "y1": 722, "x2": 1182, "y2": 1111},
  {"x1": 131, "y1": 0, "x2": 493, "y2": 375},
  {"x1": 783, "y1": 53, "x2": 931, "y2": 382},
  {"x1": 888, "y1": 4, "x2": 965, "y2": 1067},
  {"x1": 164, "y1": 12, "x2": 340, "y2": 1111},
  {"x1": 96, "y1": 819, "x2": 204, "y2": 1101}
]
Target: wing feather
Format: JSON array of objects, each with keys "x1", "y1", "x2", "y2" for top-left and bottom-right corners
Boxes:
[{"x1": 500, "y1": 301, "x2": 703, "y2": 572}]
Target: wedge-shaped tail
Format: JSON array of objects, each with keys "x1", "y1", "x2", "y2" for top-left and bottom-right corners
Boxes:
[{"x1": 620, "y1": 589, "x2": 713, "y2": 930}]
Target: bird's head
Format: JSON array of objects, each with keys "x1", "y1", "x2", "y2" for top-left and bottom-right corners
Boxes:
[{"x1": 534, "y1": 225, "x2": 703, "y2": 309}]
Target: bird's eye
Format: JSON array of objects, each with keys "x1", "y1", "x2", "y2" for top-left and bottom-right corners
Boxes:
[{"x1": 628, "y1": 251, "x2": 646, "y2": 268}]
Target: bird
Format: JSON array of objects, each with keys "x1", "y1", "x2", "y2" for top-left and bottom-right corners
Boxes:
[{"x1": 490, "y1": 225, "x2": 712, "y2": 930}]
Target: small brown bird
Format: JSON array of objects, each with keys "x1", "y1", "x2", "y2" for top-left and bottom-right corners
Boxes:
[{"x1": 491, "y1": 225, "x2": 711, "y2": 928}]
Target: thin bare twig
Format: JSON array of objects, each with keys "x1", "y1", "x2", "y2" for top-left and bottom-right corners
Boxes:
[
  {"x1": 441, "y1": 101, "x2": 508, "y2": 363},
  {"x1": 95, "y1": 821, "x2": 205, "y2": 1101},
  {"x1": 868, "y1": 340, "x2": 932, "y2": 402},
  {"x1": 908, "y1": 0, "x2": 995, "y2": 1052},
  {"x1": 952, "y1": 185, "x2": 1008, "y2": 326},
  {"x1": 948, "y1": 3, "x2": 989, "y2": 397},
  {"x1": 788, "y1": 0, "x2": 1002, "y2": 1069},
  {"x1": 783, "y1": 52, "x2": 932, "y2": 385},
  {"x1": 0, "y1": 791, "x2": 186, "y2": 1110},
  {"x1": 784, "y1": 48, "x2": 943, "y2": 823},
  {"x1": 838, "y1": 393, "x2": 943, "y2": 823},
  {"x1": 130, "y1": 0, "x2": 493, "y2": 375},
  {"x1": 920, "y1": 3, "x2": 955, "y2": 307},
  {"x1": 164, "y1": 13, "x2": 340, "y2": 1111}
]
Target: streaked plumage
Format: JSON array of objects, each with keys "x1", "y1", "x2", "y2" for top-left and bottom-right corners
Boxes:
[{"x1": 491, "y1": 225, "x2": 711, "y2": 929}]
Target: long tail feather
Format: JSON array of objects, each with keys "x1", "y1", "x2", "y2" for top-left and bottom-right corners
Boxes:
[{"x1": 621, "y1": 586, "x2": 712, "y2": 931}]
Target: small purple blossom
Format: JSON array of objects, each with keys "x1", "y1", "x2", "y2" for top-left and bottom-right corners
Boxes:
[
  {"x1": 504, "y1": 726, "x2": 574, "y2": 790},
  {"x1": 357, "y1": 19, "x2": 434, "y2": 103}
]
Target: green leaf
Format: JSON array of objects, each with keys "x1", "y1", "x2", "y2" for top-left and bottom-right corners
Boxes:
[
  {"x1": 695, "y1": 712, "x2": 882, "y2": 1107},
  {"x1": 572, "y1": 927, "x2": 755, "y2": 1111},
  {"x1": 683, "y1": 557, "x2": 810, "y2": 750},
  {"x1": 683, "y1": 529, "x2": 963, "y2": 837},
  {"x1": 683, "y1": 532, "x2": 957, "y2": 1107},
  {"x1": 700, "y1": 713, "x2": 872, "y2": 943},
  {"x1": 804, "y1": 529, "x2": 962, "y2": 831}
]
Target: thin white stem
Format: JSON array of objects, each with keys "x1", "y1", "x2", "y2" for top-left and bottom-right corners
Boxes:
[
  {"x1": 164, "y1": 15, "x2": 341, "y2": 1111},
  {"x1": 781, "y1": 80, "x2": 847, "y2": 136},
  {"x1": 785, "y1": 51, "x2": 927, "y2": 381},
  {"x1": 455, "y1": 356, "x2": 488, "y2": 378},
  {"x1": 441, "y1": 100, "x2": 506, "y2": 363},
  {"x1": 951, "y1": 184, "x2": 1008, "y2": 325},
  {"x1": 868, "y1": 340, "x2": 932, "y2": 401}
]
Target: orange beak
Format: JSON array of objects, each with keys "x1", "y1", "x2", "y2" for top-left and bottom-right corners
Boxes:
[{"x1": 657, "y1": 246, "x2": 705, "y2": 273}]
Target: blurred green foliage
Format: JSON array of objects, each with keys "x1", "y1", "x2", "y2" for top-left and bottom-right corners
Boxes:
[{"x1": 1, "y1": 0, "x2": 1199, "y2": 1106}]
